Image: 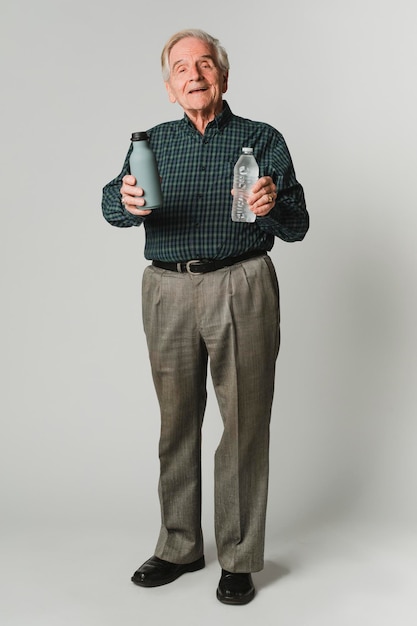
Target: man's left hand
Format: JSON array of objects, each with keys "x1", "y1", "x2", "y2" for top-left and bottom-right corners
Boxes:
[{"x1": 248, "y1": 177, "x2": 277, "y2": 217}]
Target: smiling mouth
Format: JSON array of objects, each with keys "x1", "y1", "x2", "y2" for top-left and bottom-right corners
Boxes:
[{"x1": 189, "y1": 87, "x2": 208, "y2": 94}]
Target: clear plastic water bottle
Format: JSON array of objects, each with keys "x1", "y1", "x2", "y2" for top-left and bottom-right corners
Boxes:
[
  {"x1": 231, "y1": 147, "x2": 259, "y2": 223},
  {"x1": 129, "y1": 131, "x2": 162, "y2": 209}
]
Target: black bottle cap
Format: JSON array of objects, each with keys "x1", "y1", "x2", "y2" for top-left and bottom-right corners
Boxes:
[{"x1": 131, "y1": 131, "x2": 148, "y2": 141}]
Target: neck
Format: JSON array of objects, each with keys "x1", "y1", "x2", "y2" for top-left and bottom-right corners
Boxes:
[{"x1": 186, "y1": 102, "x2": 223, "y2": 134}]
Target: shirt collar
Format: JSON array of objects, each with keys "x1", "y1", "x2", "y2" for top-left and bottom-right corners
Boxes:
[{"x1": 182, "y1": 100, "x2": 233, "y2": 134}]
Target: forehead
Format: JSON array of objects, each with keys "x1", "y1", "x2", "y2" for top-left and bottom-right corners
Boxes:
[{"x1": 169, "y1": 37, "x2": 215, "y2": 66}]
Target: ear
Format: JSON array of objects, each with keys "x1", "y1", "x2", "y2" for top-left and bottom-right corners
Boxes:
[
  {"x1": 165, "y1": 81, "x2": 177, "y2": 104},
  {"x1": 222, "y1": 72, "x2": 229, "y2": 94}
]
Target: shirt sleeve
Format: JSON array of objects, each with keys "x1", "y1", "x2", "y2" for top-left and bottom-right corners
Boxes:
[
  {"x1": 101, "y1": 146, "x2": 145, "y2": 228},
  {"x1": 256, "y1": 134, "x2": 309, "y2": 242}
]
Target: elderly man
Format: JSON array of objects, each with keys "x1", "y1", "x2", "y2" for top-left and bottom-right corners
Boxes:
[{"x1": 102, "y1": 29, "x2": 308, "y2": 605}]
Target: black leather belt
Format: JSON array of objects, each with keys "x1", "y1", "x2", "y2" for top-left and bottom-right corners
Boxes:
[{"x1": 152, "y1": 250, "x2": 266, "y2": 274}]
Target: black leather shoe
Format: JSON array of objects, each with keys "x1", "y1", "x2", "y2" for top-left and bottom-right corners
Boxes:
[
  {"x1": 131, "y1": 555, "x2": 205, "y2": 587},
  {"x1": 216, "y1": 569, "x2": 255, "y2": 605}
]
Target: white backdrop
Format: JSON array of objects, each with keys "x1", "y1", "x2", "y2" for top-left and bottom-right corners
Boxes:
[{"x1": 1, "y1": 0, "x2": 417, "y2": 596}]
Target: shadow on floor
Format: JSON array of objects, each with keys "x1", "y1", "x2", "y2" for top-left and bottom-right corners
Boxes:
[{"x1": 255, "y1": 560, "x2": 290, "y2": 589}]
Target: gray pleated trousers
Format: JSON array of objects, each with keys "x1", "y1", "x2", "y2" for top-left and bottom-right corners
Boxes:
[{"x1": 141, "y1": 254, "x2": 280, "y2": 573}]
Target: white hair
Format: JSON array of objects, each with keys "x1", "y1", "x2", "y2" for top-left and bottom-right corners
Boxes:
[{"x1": 161, "y1": 29, "x2": 229, "y2": 81}]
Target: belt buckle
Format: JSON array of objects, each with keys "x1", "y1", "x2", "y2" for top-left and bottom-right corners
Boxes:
[{"x1": 185, "y1": 259, "x2": 204, "y2": 274}]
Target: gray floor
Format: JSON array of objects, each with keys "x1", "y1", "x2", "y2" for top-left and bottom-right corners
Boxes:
[{"x1": 2, "y1": 520, "x2": 416, "y2": 626}]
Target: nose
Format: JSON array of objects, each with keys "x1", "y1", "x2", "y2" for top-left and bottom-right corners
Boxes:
[{"x1": 188, "y1": 62, "x2": 203, "y2": 81}]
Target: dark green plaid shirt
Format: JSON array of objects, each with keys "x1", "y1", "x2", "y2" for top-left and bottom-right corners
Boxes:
[{"x1": 102, "y1": 101, "x2": 308, "y2": 262}]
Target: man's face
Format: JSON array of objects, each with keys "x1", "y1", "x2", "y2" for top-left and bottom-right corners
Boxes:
[{"x1": 165, "y1": 37, "x2": 228, "y2": 118}]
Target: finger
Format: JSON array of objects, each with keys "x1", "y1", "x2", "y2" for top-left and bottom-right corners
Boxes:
[
  {"x1": 121, "y1": 182, "x2": 144, "y2": 196},
  {"x1": 251, "y1": 191, "x2": 277, "y2": 215},
  {"x1": 122, "y1": 194, "x2": 146, "y2": 208},
  {"x1": 249, "y1": 189, "x2": 276, "y2": 208},
  {"x1": 252, "y1": 176, "x2": 277, "y2": 194},
  {"x1": 122, "y1": 174, "x2": 137, "y2": 185},
  {"x1": 250, "y1": 183, "x2": 277, "y2": 204},
  {"x1": 250, "y1": 176, "x2": 270, "y2": 194},
  {"x1": 127, "y1": 208, "x2": 152, "y2": 216},
  {"x1": 120, "y1": 181, "x2": 145, "y2": 212},
  {"x1": 252, "y1": 203, "x2": 273, "y2": 217},
  {"x1": 123, "y1": 203, "x2": 152, "y2": 216}
]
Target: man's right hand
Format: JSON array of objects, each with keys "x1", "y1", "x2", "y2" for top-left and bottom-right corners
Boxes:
[{"x1": 120, "y1": 174, "x2": 152, "y2": 216}]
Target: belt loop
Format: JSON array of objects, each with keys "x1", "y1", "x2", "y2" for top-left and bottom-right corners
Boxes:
[{"x1": 176, "y1": 262, "x2": 183, "y2": 273}]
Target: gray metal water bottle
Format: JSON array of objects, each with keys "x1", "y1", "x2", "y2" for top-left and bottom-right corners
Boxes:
[
  {"x1": 129, "y1": 132, "x2": 162, "y2": 209},
  {"x1": 231, "y1": 147, "x2": 259, "y2": 222}
]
